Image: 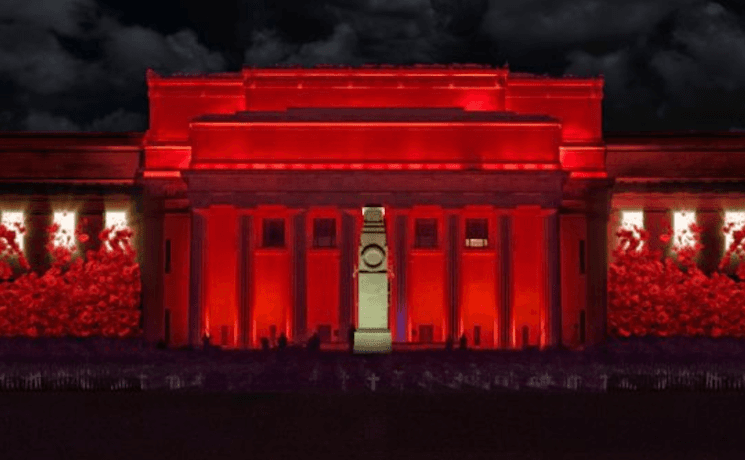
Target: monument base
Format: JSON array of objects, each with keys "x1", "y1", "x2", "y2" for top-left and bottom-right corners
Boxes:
[{"x1": 353, "y1": 329, "x2": 392, "y2": 354}]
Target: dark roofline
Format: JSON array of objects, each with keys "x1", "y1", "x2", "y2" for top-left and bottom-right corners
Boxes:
[
  {"x1": 605, "y1": 130, "x2": 745, "y2": 139},
  {"x1": 192, "y1": 108, "x2": 560, "y2": 124},
  {"x1": 0, "y1": 132, "x2": 143, "y2": 139},
  {"x1": 0, "y1": 132, "x2": 143, "y2": 150},
  {"x1": 0, "y1": 130, "x2": 743, "y2": 143}
]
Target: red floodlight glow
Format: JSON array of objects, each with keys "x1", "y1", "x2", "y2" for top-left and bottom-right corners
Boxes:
[{"x1": 189, "y1": 162, "x2": 567, "y2": 171}]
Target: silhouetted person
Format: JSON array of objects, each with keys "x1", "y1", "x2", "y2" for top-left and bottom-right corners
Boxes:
[
  {"x1": 459, "y1": 333, "x2": 468, "y2": 350},
  {"x1": 202, "y1": 333, "x2": 211, "y2": 350},
  {"x1": 348, "y1": 325, "x2": 356, "y2": 353},
  {"x1": 278, "y1": 332, "x2": 288, "y2": 350},
  {"x1": 260, "y1": 337, "x2": 270, "y2": 351},
  {"x1": 445, "y1": 335, "x2": 454, "y2": 351}
]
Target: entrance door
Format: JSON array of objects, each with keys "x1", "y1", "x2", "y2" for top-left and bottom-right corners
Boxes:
[
  {"x1": 221, "y1": 325, "x2": 230, "y2": 347},
  {"x1": 419, "y1": 325, "x2": 434, "y2": 343},
  {"x1": 318, "y1": 325, "x2": 332, "y2": 343},
  {"x1": 269, "y1": 325, "x2": 277, "y2": 347}
]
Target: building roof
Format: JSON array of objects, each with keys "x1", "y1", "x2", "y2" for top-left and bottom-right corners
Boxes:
[
  {"x1": 0, "y1": 132, "x2": 143, "y2": 150},
  {"x1": 193, "y1": 108, "x2": 559, "y2": 124}
]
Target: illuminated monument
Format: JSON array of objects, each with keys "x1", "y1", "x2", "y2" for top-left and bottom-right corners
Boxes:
[
  {"x1": 354, "y1": 206, "x2": 392, "y2": 353},
  {"x1": 0, "y1": 65, "x2": 744, "y2": 350}
]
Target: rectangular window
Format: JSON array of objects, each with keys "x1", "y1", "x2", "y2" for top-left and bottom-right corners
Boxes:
[
  {"x1": 263, "y1": 219, "x2": 285, "y2": 248},
  {"x1": 579, "y1": 239, "x2": 586, "y2": 274},
  {"x1": 723, "y1": 211, "x2": 745, "y2": 255},
  {"x1": 414, "y1": 218, "x2": 438, "y2": 248},
  {"x1": 164, "y1": 239, "x2": 171, "y2": 274},
  {"x1": 619, "y1": 210, "x2": 644, "y2": 251},
  {"x1": 105, "y1": 211, "x2": 127, "y2": 231},
  {"x1": 673, "y1": 210, "x2": 696, "y2": 250},
  {"x1": 1, "y1": 210, "x2": 25, "y2": 254},
  {"x1": 313, "y1": 218, "x2": 336, "y2": 248},
  {"x1": 53, "y1": 211, "x2": 76, "y2": 249},
  {"x1": 465, "y1": 218, "x2": 488, "y2": 248},
  {"x1": 104, "y1": 210, "x2": 128, "y2": 251}
]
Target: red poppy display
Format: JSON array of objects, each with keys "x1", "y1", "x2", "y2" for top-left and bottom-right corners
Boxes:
[
  {"x1": 609, "y1": 221, "x2": 745, "y2": 338},
  {"x1": 0, "y1": 222, "x2": 141, "y2": 338}
]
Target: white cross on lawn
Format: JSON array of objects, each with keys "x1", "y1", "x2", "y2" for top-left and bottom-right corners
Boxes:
[{"x1": 367, "y1": 373, "x2": 380, "y2": 391}]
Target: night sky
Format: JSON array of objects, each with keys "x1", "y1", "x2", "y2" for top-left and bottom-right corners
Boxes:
[{"x1": 1, "y1": 0, "x2": 745, "y2": 133}]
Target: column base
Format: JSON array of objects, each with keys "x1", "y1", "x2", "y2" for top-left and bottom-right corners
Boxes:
[{"x1": 353, "y1": 329, "x2": 392, "y2": 354}]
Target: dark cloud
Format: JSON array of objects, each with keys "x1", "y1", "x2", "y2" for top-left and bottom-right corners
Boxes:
[
  {"x1": 243, "y1": 0, "x2": 455, "y2": 66},
  {"x1": 481, "y1": 0, "x2": 694, "y2": 50},
  {"x1": 563, "y1": 1, "x2": 745, "y2": 131},
  {"x1": 0, "y1": 0, "x2": 226, "y2": 131},
  {"x1": 1, "y1": 0, "x2": 745, "y2": 132}
]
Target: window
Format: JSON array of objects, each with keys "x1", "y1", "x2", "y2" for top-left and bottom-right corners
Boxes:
[
  {"x1": 313, "y1": 218, "x2": 336, "y2": 248},
  {"x1": 414, "y1": 218, "x2": 438, "y2": 248},
  {"x1": 53, "y1": 211, "x2": 76, "y2": 249},
  {"x1": 263, "y1": 219, "x2": 285, "y2": 247},
  {"x1": 105, "y1": 211, "x2": 127, "y2": 250},
  {"x1": 673, "y1": 210, "x2": 696, "y2": 250},
  {"x1": 619, "y1": 210, "x2": 644, "y2": 251},
  {"x1": 465, "y1": 218, "x2": 488, "y2": 248},
  {"x1": 723, "y1": 211, "x2": 745, "y2": 254},
  {"x1": 105, "y1": 211, "x2": 127, "y2": 231},
  {"x1": 1, "y1": 210, "x2": 25, "y2": 254}
]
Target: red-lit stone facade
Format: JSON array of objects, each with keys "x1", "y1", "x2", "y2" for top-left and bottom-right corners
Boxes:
[{"x1": 1, "y1": 66, "x2": 744, "y2": 349}]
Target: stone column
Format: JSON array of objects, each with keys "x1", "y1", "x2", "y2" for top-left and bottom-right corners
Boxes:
[
  {"x1": 447, "y1": 213, "x2": 459, "y2": 340},
  {"x1": 141, "y1": 196, "x2": 164, "y2": 345},
  {"x1": 699, "y1": 210, "x2": 724, "y2": 276},
  {"x1": 586, "y1": 188, "x2": 611, "y2": 346},
  {"x1": 545, "y1": 209, "x2": 561, "y2": 347},
  {"x1": 79, "y1": 196, "x2": 105, "y2": 255},
  {"x1": 339, "y1": 210, "x2": 355, "y2": 340},
  {"x1": 238, "y1": 212, "x2": 252, "y2": 347},
  {"x1": 293, "y1": 211, "x2": 307, "y2": 341},
  {"x1": 188, "y1": 209, "x2": 206, "y2": 347},
  {"x1": 645, "y1": 209, "x2": 672, "y2": 258},
  {"x1": 499, "y1": 214, "x2": 513, "y2": 348},
  {"x1": 395, "y1": 212, "x2": 408, "y2": 342},
  {"x1": 27, "y1": 195, "x2": 52, "y2": 275}
]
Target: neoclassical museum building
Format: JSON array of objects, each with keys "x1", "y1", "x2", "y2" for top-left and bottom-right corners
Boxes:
[{"x1": 1, "y1": 65, "x2": 744, "y2": 350}]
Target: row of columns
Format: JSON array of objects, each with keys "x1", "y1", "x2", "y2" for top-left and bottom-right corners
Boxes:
[
  {"x1": 621, "y1": 208, "x2": 735, "y2": 275},
  {"x1": 185, "y1": 205, "x2": 567, "y2": 349},
  {"x1": 16, "y1": 196, "x2": 107, "y2": 275}
]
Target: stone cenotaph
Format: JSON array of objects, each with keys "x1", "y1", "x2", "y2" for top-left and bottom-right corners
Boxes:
[{"x1": 353, "y1": 206, "x2": 393, "y2": 353}]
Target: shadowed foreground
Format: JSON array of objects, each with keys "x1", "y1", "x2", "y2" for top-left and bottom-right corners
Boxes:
[{"x1": 0, "y1": 392, "x2": 743, "y2": 460}]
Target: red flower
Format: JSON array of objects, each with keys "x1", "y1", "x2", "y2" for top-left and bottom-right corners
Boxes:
[{"x1": 0, "y1": 223, "x2": 141, "y2": 338}]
